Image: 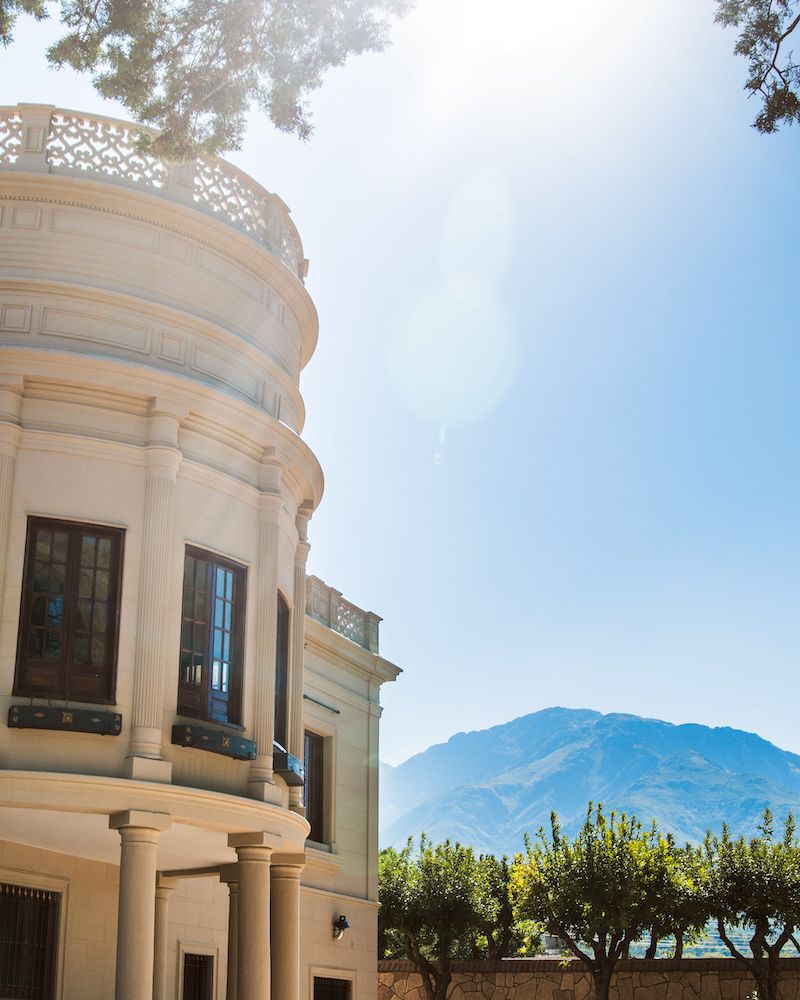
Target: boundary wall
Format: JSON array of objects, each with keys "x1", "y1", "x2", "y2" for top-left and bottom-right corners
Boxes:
[{"x1": 379, "y1": 958, "x2": 800, "y2": 1000}]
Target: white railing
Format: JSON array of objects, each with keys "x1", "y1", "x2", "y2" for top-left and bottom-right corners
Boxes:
[
  {"x1": 0, "y1": 104, "x2": 308, "y2": 282},
  {"x1": 305, "y1": 576, "x2": 381, "y2": 654}
]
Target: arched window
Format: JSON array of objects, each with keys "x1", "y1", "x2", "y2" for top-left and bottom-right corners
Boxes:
[{"x1": 274, "y1": 593, "x2": 290, "y2": 749}]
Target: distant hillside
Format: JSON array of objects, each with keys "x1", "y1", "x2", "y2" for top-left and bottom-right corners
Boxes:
[{"x1": 380, "y1": 708, "x2": 800, "y2": 856}]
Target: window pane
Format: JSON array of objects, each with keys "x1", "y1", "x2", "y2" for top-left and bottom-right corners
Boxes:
[
  {"x1": 53, "y1": 530, "x2": 69, "y2": 563},
  {"x1": 33, "y1": 562, "x2": 49, "y2": 592},
  {"x1": 97, "y1": 537, "x2": 111, "y2": 569},
  {"x1": 31, "y1": 596, "x2": 46, "y2": 627},
  {"x1": 81, "y1": 535, "x2": 96, "y2": 567},
  {"x1": 79, "y1": 569, "x2": 93, "y2": 598},
  {"x1": 35, "y1": 530, "x2": 51, "y2": 560},
  {"x1": 28, "y1": 629, "x2": 43, "y2": 659},
  {"x1": 93, "y1": 602, "x2": 107, "y2": 634},
  {"x1": 194, "y1": 590, "x2": 206, "y2": 620},
  {"x1": 91, "y1": 636, "x2": 106, "y2": 665},
  {"x1": 45, "y1": 630, "x2": 61, "y2": 661},
  {"x1": 76, "y1": 598, "x2": 91, "y2": 630},
  {"x1": 46, "y1": 597, "x2": 62, "y2": 628},
  {"x1": 74, "y1": 634, "x2": 89, "y2": 665},
  {"x1": 94, "y1": 570, "x2": 109, "y2": 602},
  {"x1": 49, "y1": 564, "x2": 65, "y2": 594}
]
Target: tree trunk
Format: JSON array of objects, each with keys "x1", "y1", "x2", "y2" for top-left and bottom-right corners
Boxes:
[
  {"x1": 674, "y1": 931, "x2": 684, "y2": 960},
  {"x1": 593, "y1": 965, "x2": 613, "y2": 1000},
  {"x1": 645, "y1": 929, "x2": 658, "y2": 961}
]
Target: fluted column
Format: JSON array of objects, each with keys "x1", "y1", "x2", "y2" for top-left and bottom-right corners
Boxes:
[
  {"x1": 220, "y1": 864, "x2": 239, "y2": 1000},
  {"x1": 127, "y1": 399, "x2": 186, "y2": 781},
  {"x1": 288, "y1": 506, "x2": 311, "y2": 813},
  {"x1": 0, "y1": 378, "x2": 23, "y2": 602},
  {"x1": 228, "y1": 834, "x2": 274, "y2": 1000},
  {"x1": 270, "y1": 858, "x2": 304, "y2": 1000},
  {"x1": 110, "y1": 810, "x2": 171, "y2": 1000},
  {"x1": 153, "y1": 876, "x2": 176, "y2": 1000},
  {"x1": 249, "y1": 456, "x2": 283, "y2": 798}
]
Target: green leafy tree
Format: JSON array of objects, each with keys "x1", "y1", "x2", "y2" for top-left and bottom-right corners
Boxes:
[
  {"x1": 706, "y1": 809, "x2": 800, "y2": 1000},
  {"x1": 379, "y1": 836, "x2": 533, "y2": 1000},
  {"x1": 715, "y1": 1, "x2": 800, "y2": 132},
  {"x1": 641, "y1": 840, "x2": 710, "y2": 959},
  {"x1": 511, "y1": 804, "x2": 677, "y2": 1000},
  {"x1": 0, "y1": 0, "x2": 410, "y2": 158}
]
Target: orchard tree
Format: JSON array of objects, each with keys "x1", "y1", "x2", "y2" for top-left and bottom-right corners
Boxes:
[
  {"x1": 379, "y1": 837, "x2": 532, "y2": 1000},
  {"x1": 511, "y1": 804, "x2": 676, "y2": 1000},
  {"x1": 715, "y1": 0, "x2": 800, "y2": 132},
  {"x1": 0, "y1": 0, "x2": 410, "y2": 158},
  {"x1": 707, "y1": 809, "x2": 800, "y2": 1000},
  {"x1": 641, "y1": 839, "x2": 710, "y2": 959}
]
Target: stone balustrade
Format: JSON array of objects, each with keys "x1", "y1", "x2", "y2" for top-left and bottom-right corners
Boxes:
[
  {"x1": 379, "y1": 959, "x2": 800, "y2": 1000},
  {"x1": 306, "y1": 575, "x2": 381, "y2": 653},
  {"x1": 0, "y1": 103, "x2": 307, "y2": 281}
]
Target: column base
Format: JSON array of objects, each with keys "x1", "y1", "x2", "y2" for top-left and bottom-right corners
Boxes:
[
  {"x1": 247, "y1": 778, "x2": 283, "y2": 806},
  {"x1": 125, "y1": 755, "x2": 173, "y2": 783}
]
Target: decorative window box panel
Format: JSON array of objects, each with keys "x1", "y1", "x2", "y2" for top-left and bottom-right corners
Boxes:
[
  {"x1": 273, "y1": 750, "x2": 305, "y2": 786},
  {"x1": 171, "y1": 723, "x2": 256, "y2": 761},
  {"x1": 8, "y1": 704, "x2": 122, "y2": 735}
]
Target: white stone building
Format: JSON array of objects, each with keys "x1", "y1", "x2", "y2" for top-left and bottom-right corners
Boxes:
[{"x1": 0, "y1": 103, "x2": 400, "y2": 1000}]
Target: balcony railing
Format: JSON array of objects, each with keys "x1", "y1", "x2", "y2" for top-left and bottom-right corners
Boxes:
[
  {"x1": 0, "y1": 103, "x2": 307, "y2": 282},
  {"x1": 305, "y1": 576, "x2": 381, "y2": 654}
]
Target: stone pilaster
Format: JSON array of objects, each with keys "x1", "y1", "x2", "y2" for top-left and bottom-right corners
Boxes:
[
  {"x1": 110, "y1": 810, "x2": 171, "y2": 1000},
  {"x1": 153, "y1": 876, "x2": 176, "y2": 1000},
  {"x1": 127, "y1": 399, "x2": 185, "y2": 781},
  {"x1": 288, "y1": 506, "x2": 311, "y2": 813},
  {"x1": 220, "y1": 865, "x2": 239, "y2": 1000},
  {"x1": 228, "y1": 833, "x2": 275, "y2": 1000},
  {"x1": 0, "y1": 377, "x2": 23, "y2": 602},
  {"x1": 248, "y1": 456, "x2": 283, "y2": 799},
  {"x1": 270, "y1": 858, "x2": 304, "y2": 1000}
]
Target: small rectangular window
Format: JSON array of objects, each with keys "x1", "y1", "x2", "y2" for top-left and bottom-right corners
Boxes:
[
  {"x1": 304, "y1": 730, "x2": 325, "y2": 842},
  {"x1": 274, "y1": 594, "x2": 290, "y2": 750},
  {"x1": 14, "y1": 517, "x2": 124, "y2": 704},
  {"x1": 178, "y1": 547, "x2": 245, "y2": 725},
  {"x1": 0, "y1": 882, "x2": 61, "y2": 1000},
  {"x1": 314, "y1": 976, "x2": 351, "y2": 1000},
  {"x1": 182, "y1": 953, "x2": 213, "y2": 1000}
]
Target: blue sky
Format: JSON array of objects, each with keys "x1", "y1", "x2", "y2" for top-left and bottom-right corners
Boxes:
[{"x1": 3, "y1": 0, "x2": 798, "y2": 766}]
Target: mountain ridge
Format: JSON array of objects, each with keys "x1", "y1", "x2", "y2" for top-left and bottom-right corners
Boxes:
[{"x1": 379, "y1": 708, "x2": 800, "y2": 855}]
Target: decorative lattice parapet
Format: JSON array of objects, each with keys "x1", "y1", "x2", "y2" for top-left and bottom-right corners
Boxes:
[
  {"x1": 306, "y1": 575, "x2": 381, "y2": 653},
  {"x1": 0, "y1": 103, "x2": 308, "y2": 282}
]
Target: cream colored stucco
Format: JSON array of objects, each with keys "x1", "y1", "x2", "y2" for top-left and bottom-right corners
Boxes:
[{"x1": 0, "y1": 103, "x2": 400, "y2": 1000}]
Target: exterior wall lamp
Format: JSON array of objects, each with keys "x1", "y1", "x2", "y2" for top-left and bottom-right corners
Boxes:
[{"x1": 332, "y1": 915, "x2": 350, "y2": 940}]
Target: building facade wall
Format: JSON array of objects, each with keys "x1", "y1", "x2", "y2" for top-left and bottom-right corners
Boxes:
[{"x1": 0, "y1": 103, "x2": 399, "y2": 1000}]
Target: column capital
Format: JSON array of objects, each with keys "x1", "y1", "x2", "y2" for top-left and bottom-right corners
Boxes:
[
  {"x1": 295, "y1": 504, "x2": 313, "y2": 543},
  {"x1": 219, "y1": 863, "x2": 239, "y2": 885},
  {"x1": 110, "y1": 809, "x2": 171, "y2": 832},
  {"x1": 294, "y1": 540, "x2": 310, "y2": 569},
  {"x1": 270, "y1": 854, "x2": 305, "y2": 877},
  {"x1": 259, "y1": 491, "x2": 283, "y2": 521},
  {"x1": 229, "y1": 830, "x2": 282, "y2": 851}
]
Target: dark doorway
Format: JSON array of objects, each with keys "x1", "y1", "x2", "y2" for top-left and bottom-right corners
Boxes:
[
  {"x1": 313, "y1": 976, "x2": 352, "y2": 1000},
  {"x1": 183, "y1": 952, "x2": 213, "y2": 1000}
]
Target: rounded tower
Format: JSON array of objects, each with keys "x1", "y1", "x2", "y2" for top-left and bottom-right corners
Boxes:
[{"x1": 0, "y1": 103, "x2": 399, "y2": 1000}]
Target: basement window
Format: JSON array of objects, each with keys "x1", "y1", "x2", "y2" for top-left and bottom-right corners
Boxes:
[{"x1": 0, "y1": 882, "x2": 61, "y2": 1000}]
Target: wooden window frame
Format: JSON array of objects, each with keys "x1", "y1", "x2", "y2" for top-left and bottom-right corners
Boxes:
[
  {"x1": 14, "y1": 516, "x2": 124, "y2": 706},
  {"x1": 304, "y1": 729, "x2": 326, "y2": 844},
  {"x1": 274, "y1": 592, "x2": 290, "y2": 750},
  {"x1": 177, "y1": 545, "x2": 246, "y2": 727}
]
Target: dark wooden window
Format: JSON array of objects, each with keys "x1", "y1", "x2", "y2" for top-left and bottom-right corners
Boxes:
[
  {"x1": 14, "y1": 517, "x2": 124, "y2": 704},
  {"x1": 0, "y1": 882, "x2": 61, "y2": 1000},
  {"x1": 182, "y1": 953, "x2": 213, "y2": 1000},
  {"x1": 304, "y1": 730, "x2": 325, "y2": 842},
  {"x1": 274, "y1": 593, "x2": 290, "y2": 750},
  {"x1": 313, "y1": 976, "x2": 351, "y2": 1000},
  {"x1": 178, "y1": 547, "x2": 245, "y2": 725}
]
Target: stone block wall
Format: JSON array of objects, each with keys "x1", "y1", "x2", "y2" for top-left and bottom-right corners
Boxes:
[{"x1": 378, "y1": 959, "x2": 800, "y2": 1000}]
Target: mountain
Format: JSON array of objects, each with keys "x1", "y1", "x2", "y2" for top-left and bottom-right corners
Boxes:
[{"x1": 379, "y1": 708, "x2": 800, "y2": 855}]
